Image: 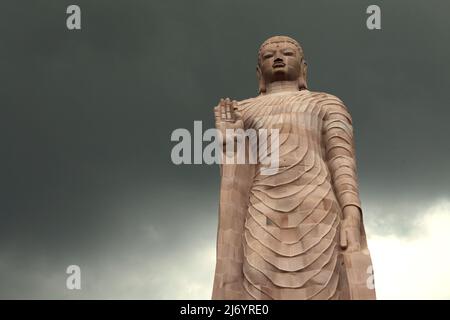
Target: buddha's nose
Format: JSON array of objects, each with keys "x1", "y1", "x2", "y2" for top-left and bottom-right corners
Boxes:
[{"x1": 274, "y1": 57, "x2": 284, "y2": 63}]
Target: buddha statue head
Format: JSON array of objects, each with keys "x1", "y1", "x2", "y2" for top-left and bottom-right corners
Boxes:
[{"x1": 257, "y1": 35, "x2": 308, "y2": 94}]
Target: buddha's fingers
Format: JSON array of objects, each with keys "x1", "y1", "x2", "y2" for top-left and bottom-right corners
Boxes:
[
  {"x1": 220, "y1": 98, "x2": 227, "y2": 121},
  {"x1": 340, "y1": 227, "x2": 348, "y2": 250},
  {"x1": 225, "y1": 98, "x2": 233, "y2": 122}
]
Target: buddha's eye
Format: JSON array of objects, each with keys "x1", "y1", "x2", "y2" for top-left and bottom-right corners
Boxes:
[
  {"x1": 284, "y1": 51, "x2": 294, "y2": 56},
  {"x1": 263, "y1": 53, "x2": 273, "y2": 60}
]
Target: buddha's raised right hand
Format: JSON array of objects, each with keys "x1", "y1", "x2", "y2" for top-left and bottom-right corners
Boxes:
[{"x1": 214, "y1": 98, "x2": 244, "y2": 147}]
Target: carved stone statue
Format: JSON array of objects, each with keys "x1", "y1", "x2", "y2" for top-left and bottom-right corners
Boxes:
[{"x1": 212, "y1": 36, "x2": 376, "y2": 300}]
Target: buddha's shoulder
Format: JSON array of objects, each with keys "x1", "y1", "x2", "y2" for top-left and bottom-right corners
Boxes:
[
  {"x1": 308, "y1": 91, "x2": 346, "y2": 104},
  {"x1": 308, "y1": 91, "x2": 350, "y2": 115}
]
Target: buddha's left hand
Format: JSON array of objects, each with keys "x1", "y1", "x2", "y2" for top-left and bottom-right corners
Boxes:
[{"x1": 340, "y1": 205, "x2": 361, "y2": 252}]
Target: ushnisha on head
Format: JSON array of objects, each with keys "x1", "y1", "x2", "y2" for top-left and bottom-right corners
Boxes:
[{"x1": 257, "y1": 35, "x2": 308, "y2": 94}]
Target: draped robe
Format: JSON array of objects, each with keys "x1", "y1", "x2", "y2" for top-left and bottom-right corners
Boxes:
[{"x1": 212, "y1": 90, "x2": 375, "y2": 300}]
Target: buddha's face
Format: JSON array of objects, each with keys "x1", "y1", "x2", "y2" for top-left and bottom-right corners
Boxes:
[{"x1": 259, "y1": 41, "x2": 302, "y2": 83}]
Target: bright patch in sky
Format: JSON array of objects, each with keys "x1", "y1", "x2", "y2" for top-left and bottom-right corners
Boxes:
[{"x1": 368, "y1": 200, "x2": 450, "y2": 299}]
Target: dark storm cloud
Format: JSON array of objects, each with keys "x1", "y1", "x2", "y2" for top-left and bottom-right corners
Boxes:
[{"x1": 0, "y1": 0, "x2": 449, "y2": 298}]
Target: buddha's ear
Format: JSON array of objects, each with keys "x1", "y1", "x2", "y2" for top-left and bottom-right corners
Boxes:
[
  {"x1": 298, "y1": 59, "x2": 308, "y2": 90},
  {"x1": 256, "y1": 65, "x2": 266, "y2": 94}
]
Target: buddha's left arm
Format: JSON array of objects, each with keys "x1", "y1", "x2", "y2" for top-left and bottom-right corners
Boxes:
[
  {"x1": 322, "y1": 97, "x2": 377, "y2": 299},
  {"x1": 322, "y1": 97, "x2": 362, "y2": 215}
]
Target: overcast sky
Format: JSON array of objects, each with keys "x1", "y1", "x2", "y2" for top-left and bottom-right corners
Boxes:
[{"x1": 1, "y1": 0, "x2": 450, "y2": 299}]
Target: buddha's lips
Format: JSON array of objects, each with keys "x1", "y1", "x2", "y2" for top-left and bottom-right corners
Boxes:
[{"x1": 272, "y1": 62, "x2": 285, "y2": 68}]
